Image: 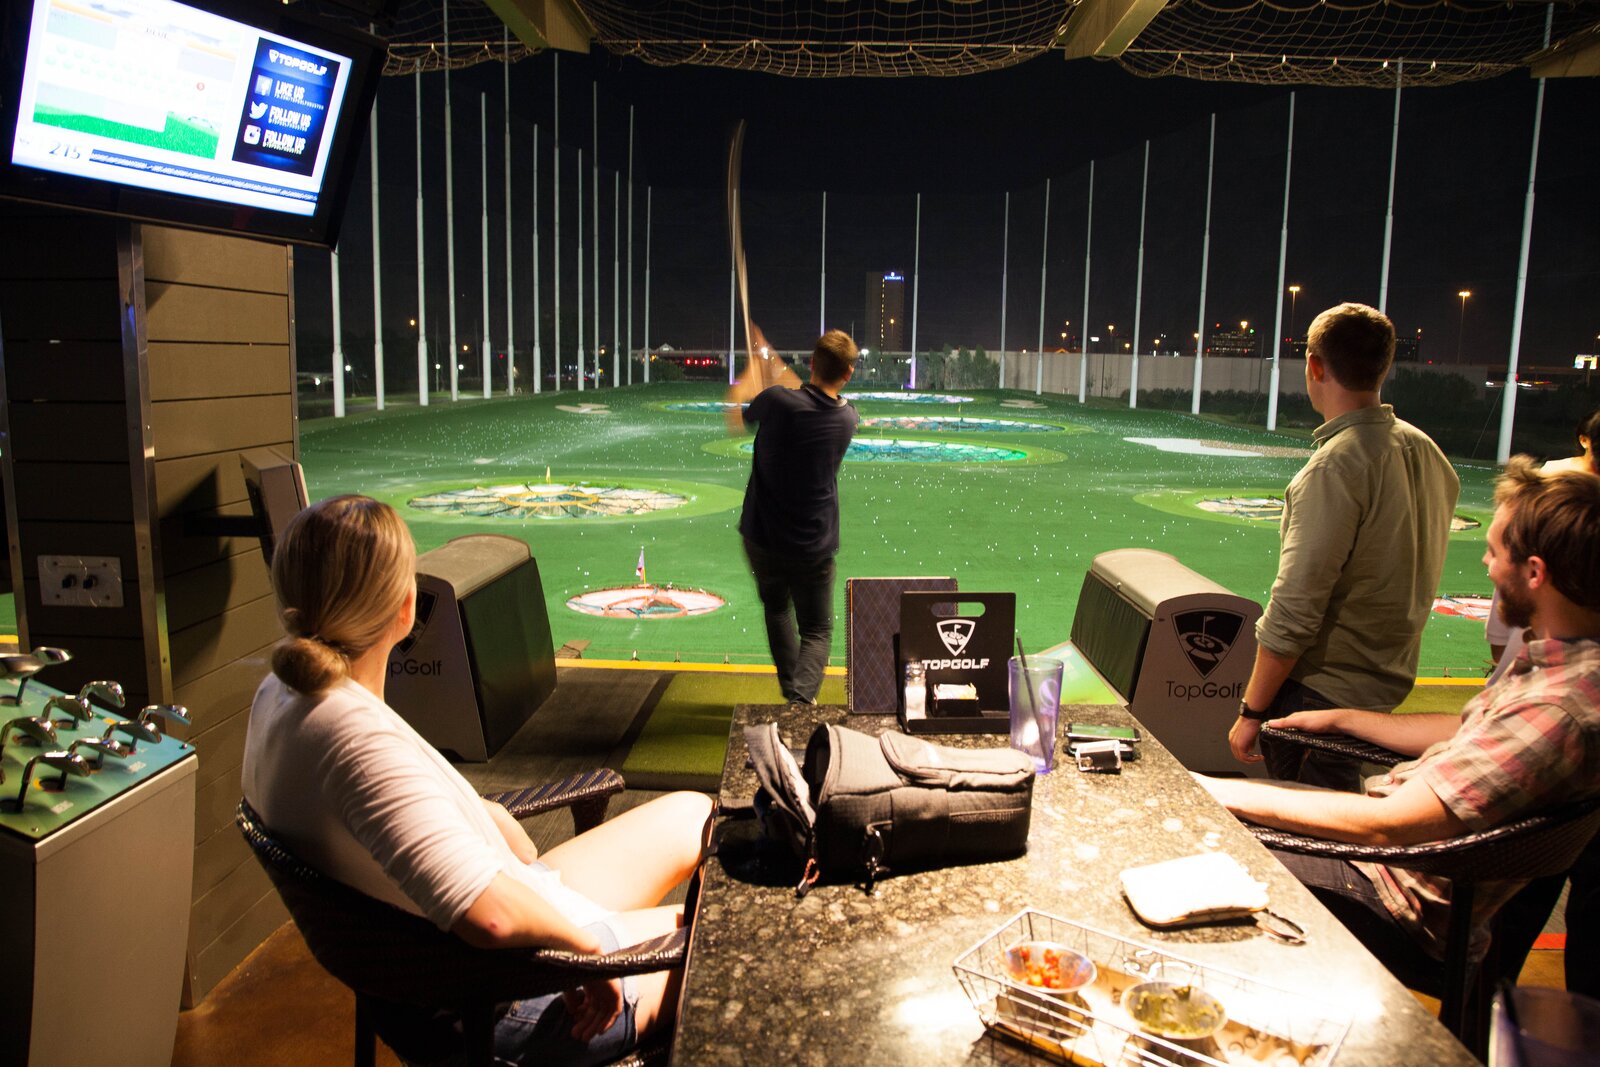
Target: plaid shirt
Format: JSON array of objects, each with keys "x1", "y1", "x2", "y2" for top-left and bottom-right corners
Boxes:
[{"x1": 1355, "y1": 636, "x2": 1600, "y2": 960}]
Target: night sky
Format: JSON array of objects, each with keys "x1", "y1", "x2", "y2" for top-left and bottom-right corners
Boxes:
[{"x1": 307, "y1": 46, "x2": 1600, "y2": 383}]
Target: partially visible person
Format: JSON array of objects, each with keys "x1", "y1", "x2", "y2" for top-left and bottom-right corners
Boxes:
[
  {"x1": 1201, "y1": 457, "x2": 1600, "y2": 975},
  {"x1": 1484, "y1": 407, "x2": 1598, "y2": 674},
  {"x1": 243, "y1": 496, "x2": 713, "y2": 1065},
  {"x1": 1229, "y1": 302, "x2": 1460, "y2": 790},
  {"x1": 731, "y1": 326, "x2": 860, "y2": 705},
  {"x1": 1539, "y1": 405, "x2": 1599, "y2": 475}
]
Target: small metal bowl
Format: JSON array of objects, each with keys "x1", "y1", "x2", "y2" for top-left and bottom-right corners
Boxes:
[
  {"x1": 1123, "y1": 980, "x2": 1228, "y2": 1041},
  {"x1": 1001, "y1": 940, "x2": 1098, "y2": 996}
]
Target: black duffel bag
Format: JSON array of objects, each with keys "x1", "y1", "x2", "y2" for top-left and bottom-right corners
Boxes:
[{"x1": 745, "y1": 721, "x2": 1035, "y2": 895}]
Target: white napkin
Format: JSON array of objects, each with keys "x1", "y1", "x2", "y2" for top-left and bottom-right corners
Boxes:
[{"x1": 1120, "y1": 853, "x2": 1269, "y2": 927}]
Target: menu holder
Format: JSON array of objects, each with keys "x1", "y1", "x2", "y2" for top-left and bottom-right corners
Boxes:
[
  {"x1": 898, "y1": 591, "x2": 1015, "y2": 735},
  {"x1": 953, "y1": 909, "x2": 1350, "y2": 1067}
]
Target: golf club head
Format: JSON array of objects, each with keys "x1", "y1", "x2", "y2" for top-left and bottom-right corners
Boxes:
[
  {"x1": 68, "y1": 736, "x2": 131, "y2": 767},
  {"x1": 0, "y1": 654, "x2": 45, "y2": 682},
  {"x1": 0, "y1": 655, "x2": 46, "y2": 706},
  {"x1": 44, "y1": 694, "x2": 93, "y2": 725},
  {"x1": 137, "y1": 704, "x2": 190, "y2": 734},
  {"x1": 29, "y1": 647, "x2": 72, "y2": 666},
  {"x1": 104, "y1": 719, "x2": 161, "y2": 749},
  {"x1": 13, "y1": 750, "x2": 91, "y2": 809},
  {"x1": 3, "y1": 715, "x2": 60, "y2": 749},
  {"x1": 78, "y1": 680, "x2": 126, "y2": 711}
]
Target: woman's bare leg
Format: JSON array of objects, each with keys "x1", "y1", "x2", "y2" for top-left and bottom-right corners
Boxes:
[
  {"x1": 605, "y1": 905, "x2": 689, "y2": 1039},
  {"x1": 541, "y1": 791, "x2": 714, "y2": 912}
]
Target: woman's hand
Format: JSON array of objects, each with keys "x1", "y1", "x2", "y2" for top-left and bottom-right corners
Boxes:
[{"x1": 562, "y1": 978, "x2": 624, "y2": 1042}]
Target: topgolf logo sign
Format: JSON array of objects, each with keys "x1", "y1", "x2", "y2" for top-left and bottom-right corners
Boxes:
[{"x1": 937, "y1": 619, "x2": 975, "y2": 657}]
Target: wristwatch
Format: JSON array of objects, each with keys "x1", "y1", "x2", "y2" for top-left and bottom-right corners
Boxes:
[{"x1": 1237, "y1": 699, "x2": 1274, "y2": 722}]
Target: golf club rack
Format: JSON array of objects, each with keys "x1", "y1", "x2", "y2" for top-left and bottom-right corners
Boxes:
[{"x1": 0, "y1": 646, "x2": 197, "y2": 1067}]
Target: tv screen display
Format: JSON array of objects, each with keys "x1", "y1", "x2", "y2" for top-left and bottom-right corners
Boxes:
[{"x1": 0, "y1": 0, "x2": 384, "y2": 247}]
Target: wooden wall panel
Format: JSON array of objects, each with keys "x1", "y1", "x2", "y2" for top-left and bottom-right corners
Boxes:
[
  {"x1": 2, "y1": 341, "x2": 127, "y2": 402},
  {"x1": 152, "y1": 395, "x2": 295, "y2": 457},
  {"x1": 0, "y1": 280, "x2": 125, "y2": 341},
  {"x1": 0, "y1": 212, "x2": 120, "y2": 280},
  {"x1": 8, "y1": 402, "x2": 130, "y2": 463},
  {"x1": 10, "y1": 462, "x2": 134, "y2": 523},
  {"x1": 141, "y1": 225, "x2": 295, "y2": 1005},
  {"x1": 142, "y1": 227, "x2": 289, "y2": 294},
  {"x1": 149, "y1": 342, "x2": 291, "y2": 401},
  {"x1": 166, "y1": 554, "x2": 274, "y2": 633},
  {"x1": 189, "y1": 891, "x2": 287, "y2": 1006},
  {"x1": 146, "y1": 285, "x2": 290, "y2": 345}
]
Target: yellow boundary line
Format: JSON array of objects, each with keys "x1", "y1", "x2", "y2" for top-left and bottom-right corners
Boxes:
[{"x1": 560, "y1": 658, "x2": 847, "y2": 676}]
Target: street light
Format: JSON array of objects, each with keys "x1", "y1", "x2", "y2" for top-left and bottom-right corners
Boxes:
[
  {"x1": 1456, "y1": 290, "x2": 1472, "y2": 362},
  {"x1": 1287, "y1": 285, "x2": 1302, "y2": 351}
]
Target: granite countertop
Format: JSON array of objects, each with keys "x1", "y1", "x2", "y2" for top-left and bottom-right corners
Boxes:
[{"x1": 671, "y1": 703, "x2": 1474, "y2": 1067}]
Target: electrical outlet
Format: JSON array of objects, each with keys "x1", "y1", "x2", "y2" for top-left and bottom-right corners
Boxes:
[{"x1": 37, "y1": 555, "x2": 124, "y2": 608}]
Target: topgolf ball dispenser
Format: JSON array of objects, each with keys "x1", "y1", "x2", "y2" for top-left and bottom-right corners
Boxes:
[
  {"x1": 386, "y1": 535, "x2": 557, "y2": 761},
  {"x1": 1070, "y1": 549, "x2": 1262, "y2": 776}
]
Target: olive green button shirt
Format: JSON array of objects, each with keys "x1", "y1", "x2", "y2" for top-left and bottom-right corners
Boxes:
[{"x1": 1256, "y1": 405, "x2": 1460, "y2": 711}]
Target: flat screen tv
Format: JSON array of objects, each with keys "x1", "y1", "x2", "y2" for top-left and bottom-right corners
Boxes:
[{"x1": 0, "y1": 0, "x2": 385, "y2": 247}]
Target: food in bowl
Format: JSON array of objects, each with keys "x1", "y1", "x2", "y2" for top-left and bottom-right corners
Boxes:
[
  {"x1": 1002, "y1": 940, "x2": 1098, "y2": 995},
  {"x1": 1123, "y1": 980, "x2": 1228, "y2": 1040}
]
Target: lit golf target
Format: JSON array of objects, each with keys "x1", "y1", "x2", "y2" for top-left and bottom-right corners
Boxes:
[
  {"x1": 1195, "y1": 495, "x2": 1480, "y2": 532},
  {"x1": 858, "y1": 416, "x2": 1062, "y2": 433},
  {"x1": 849, "y1": 391, "x2": 974, "y2": 403},
  {"x1": 1432, "y1": 595, "x2": 1493, "y2": 621},
  {"x1": 409, "y1": 484, "x2": 689, "y2": 520},
  {"x1": 1196, "y1": 496, "x2": 1286, "y2": 521},
  {"x1": 566, "y1": 585, "x2": 726, "y2": 619},
  {"x1": 738, "y1": 438, "x2": 1026, "y2": 463}
]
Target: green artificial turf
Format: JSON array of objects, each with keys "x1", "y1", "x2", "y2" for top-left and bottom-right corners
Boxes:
[
  {"x1": 618, "y1": 671, "x2": 847, "y2": 790},
  {"x1": 298, "y1": 384, "x2": 1500, "y2": 676}
]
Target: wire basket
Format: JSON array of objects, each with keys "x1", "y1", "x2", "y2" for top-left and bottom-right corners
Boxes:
[{"x1": 953, "y1": 910, "x2": 1350, "y2": 1067}]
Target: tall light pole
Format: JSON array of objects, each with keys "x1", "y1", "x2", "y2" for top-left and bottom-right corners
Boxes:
[{"x1": 1457, "y1": 290, "x2": 1472, "y2": 362}]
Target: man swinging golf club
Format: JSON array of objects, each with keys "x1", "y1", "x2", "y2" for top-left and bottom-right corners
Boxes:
[{"x1": 729, "y1": 325, "x2": 859, "y2": 705}]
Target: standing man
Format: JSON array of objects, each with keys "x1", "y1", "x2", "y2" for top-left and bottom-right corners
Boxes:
[
  {"x1": 732, "y1": 327, "x2": 860, "y2": 705},
  {"x1": 1229, "y1": 302, "x2": 1459, "y2": 789}
]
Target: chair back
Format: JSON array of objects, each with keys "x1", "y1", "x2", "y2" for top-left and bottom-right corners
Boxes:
[
  {"x1": 236, "y1": 798, "x2": 576, "y2": 1009},
  {"x1": 1387, "y1": 797, "x2": 1600, "y2": 883}
]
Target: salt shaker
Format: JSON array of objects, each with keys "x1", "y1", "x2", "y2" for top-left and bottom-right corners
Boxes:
[{"x1": 904, "y1": 659, "x2": 927, "y2": 716}]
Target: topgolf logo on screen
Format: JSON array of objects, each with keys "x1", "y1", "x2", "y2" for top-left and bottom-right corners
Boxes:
[{"x1": 937, "y1": 619, "x2": 975, "y2": 657}]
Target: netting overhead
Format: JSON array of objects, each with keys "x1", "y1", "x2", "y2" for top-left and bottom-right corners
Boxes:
[
  {"x1": 361, "y1": 0, "x2": 1600, "y2": 86},
  {"x1": 1123, "y1": 0, "x2": 1600, "y2": 87}
]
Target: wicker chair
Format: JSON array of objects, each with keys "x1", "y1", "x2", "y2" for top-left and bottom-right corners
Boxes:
[
  {"x1": 236, "y1": 769, "x2": 682, "y2": 1067},
  {"x1": 1251, "y1": 795, "x2": 1600, "y2": 1055}
]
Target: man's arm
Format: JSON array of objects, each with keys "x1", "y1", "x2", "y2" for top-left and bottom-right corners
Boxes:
[
  {"x1": 1230, "y1": 645, "x2": 1299, "y2": 762},
  {"x1": 1196, "y1": 773, "x2": 1468, "y2": 847},
  {"x1": 1265, "y1": 707, "x2": 1461, "y2": 758}
]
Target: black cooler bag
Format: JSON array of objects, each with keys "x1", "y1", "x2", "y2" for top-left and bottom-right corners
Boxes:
[{"x1": 745, "y1": 722, "x2": 1035, "y2": 894}]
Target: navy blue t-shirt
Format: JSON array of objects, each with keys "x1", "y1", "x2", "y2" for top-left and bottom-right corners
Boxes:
[{"x1": 738, "y1": 383, "x2": 859, "y2": 559}]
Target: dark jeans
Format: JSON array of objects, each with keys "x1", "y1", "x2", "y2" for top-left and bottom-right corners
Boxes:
[
  {"x1": 1268, "y1": 848, "x2": 1439, "y2": 991},
  {"x1": 1257, "y1": 678, "x2": 1366, "y2": 792},
  {"x1": 743, "y1": 538, "x2": 835, "y2": 704}
]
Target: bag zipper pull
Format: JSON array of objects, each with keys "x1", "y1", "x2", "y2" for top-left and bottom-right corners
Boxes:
[
  {"x1": 794, "y1": 857, "x2": 820, "y2": 899},
  {"x1": 862, "y1": 825, "x2": 886, "y2": 894}
]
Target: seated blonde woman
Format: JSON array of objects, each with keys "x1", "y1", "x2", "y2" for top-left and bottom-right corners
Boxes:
[{"x1": 242, "y1": 495, "x2": 713, "y2": 1065}]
